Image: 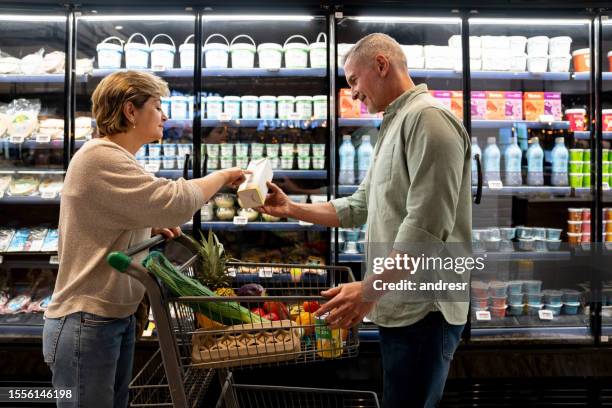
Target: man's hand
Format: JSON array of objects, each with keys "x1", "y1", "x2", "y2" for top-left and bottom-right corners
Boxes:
[
  {"x1": 219, "y1": 167, "x2": 249, "y2": 188},
  {"x1": 315, "y1": 281, "x2": 375, "y2": 329},
  {"x1": 152, "y1": 226, "x2": 182, "y2": 239},
  {"x1": 258, "y1": 182, "x2": 293, "y2": 218}
]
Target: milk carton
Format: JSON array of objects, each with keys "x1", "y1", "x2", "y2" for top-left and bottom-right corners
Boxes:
[{"x1": 237, "y1": 158, "x2": 273, "y2": 208}]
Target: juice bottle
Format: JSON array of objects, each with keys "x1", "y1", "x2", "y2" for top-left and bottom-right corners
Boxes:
[{"x1": 315, "y1": 314, "x2": 343, "y2": 358}]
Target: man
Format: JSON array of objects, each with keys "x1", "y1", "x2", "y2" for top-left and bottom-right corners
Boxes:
[{"x1": 260, "y1": 33, "x2": 472, "y2": 408}]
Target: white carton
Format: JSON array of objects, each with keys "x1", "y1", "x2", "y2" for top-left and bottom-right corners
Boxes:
[{"x1": 237, "y1": 158, "x2": 273, "y2": 208}]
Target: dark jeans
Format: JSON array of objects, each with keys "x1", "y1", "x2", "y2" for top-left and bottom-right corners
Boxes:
[
  {"x1": 42, "y1": 312, "x2": 136, "y2": 408},
  {"x1": 378, "y1": 312, "x2": 464, "y2": 408}
]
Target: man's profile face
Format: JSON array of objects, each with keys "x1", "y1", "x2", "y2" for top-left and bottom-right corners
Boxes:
[{"x1": 344, "y1": 55, "x2": 381, "y2": 114}]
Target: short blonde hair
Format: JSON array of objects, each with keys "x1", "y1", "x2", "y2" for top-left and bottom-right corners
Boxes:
[
  {"x1": 343, "y1": 33, "x2": 407, "y2": 70},
  {"x1": 91, "y1": 70, "x2": 169, "y2": 136}
]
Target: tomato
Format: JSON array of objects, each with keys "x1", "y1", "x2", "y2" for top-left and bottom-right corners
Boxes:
[
  {"x1": 251, "y1": 307, "x2": 266, "y2": 317},
  {"x1": 302, "y1": 301, "x2": 320, "y2": 313},
  {"x1": 262, "y1": 312, "x2": 280, "y2": 321},
  {"x1": 263, "y1": 301, "x2": 289, "y2": 319}
]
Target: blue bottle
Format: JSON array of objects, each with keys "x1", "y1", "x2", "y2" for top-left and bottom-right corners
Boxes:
[
  {"x1": 551, "y1": 137, "x2": 569, "y2": 186},
  {"x1": 526, "y1": 137, "x2": 544, "y2": 186},
  {"x1": 504, "y1": 136, "x2": 523, "y2": 186},
  {"x1": 339, "y1": 135, "x2": 356, "y2": 185},
  {"x1": 357, "y1": 135, "x2": 374, "y2": 183},
  {"x1": 483, "y1": 136, "x2": 501, "y2": 183},
  {"x1": 471, "y1": 137, "x2": 481, "y2": 186}
]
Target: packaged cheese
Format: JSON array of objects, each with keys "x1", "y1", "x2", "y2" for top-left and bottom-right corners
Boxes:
[
  {"x1": 339, "y1": 89, "x2": 360, "y2": 118},
  {"x1": 504, "y1": 91, "x2": 523, "y2": 120},
  {"x1": 237, "y1": 158, "x2": 273, "y2": 209},
  {"x1": 450, "y1": 91, "x2": 463, "y2": 120},
  {"x1": 544, "y1": 92, "x2": 562, "y2": 121},
  {"x1": 42, "y1": 51, "x2": 65, "y2": 74},
  {"x1": 471, "y1": 91, "x2": 486, "y2": 120},
  {"x1": 523, "y1": 92, "x2": 545, "y2": 121},
  {"x1": 485, "y1": 91, "x2": 506, "y2": 120}
]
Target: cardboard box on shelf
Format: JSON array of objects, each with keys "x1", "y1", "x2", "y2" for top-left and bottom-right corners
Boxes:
[
  {"x1": 339, "y1": 88, "x2": 361, "y2": 118},
  {"x1": 471, "y1": 91, "x2": 486, "y2": 120},
  {"x1": 544, "y1": 92, "x2": 563, "y2": 121},
  {"x1": 523, "y1": 92, "x2": 545, "y2": 121},
  {"x1": 504, "y1": 91, "x2": 523, "y2": 121},
  {"x1": 450, "y1": 91, "x2": 463, "y2": 120},
  {"x1": 485, "y1": 91, "x2": 506, "y2": 120}
]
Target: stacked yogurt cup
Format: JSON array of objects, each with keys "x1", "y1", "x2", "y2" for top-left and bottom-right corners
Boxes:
[
  {"x1": 339, "y1": 224, "x2": 366, "y2": 255},
  {"x1": 472, "y1": 226, "x2": 562, "y2": 253},
  {"x1": 135, "y1": 143, "x2": 192, "y2": 171}
]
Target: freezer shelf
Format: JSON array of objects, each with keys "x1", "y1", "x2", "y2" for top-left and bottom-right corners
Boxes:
[{"x1": 200, "y1": 221, "x2": 327, "y2": 231}]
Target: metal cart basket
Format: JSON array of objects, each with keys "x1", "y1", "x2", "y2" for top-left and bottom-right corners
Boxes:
[{"x1": 107, "y1": 235, "x2": 373, "y2": 408}]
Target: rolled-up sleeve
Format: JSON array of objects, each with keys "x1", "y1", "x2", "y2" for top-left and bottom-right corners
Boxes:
[
  {"x1": 394, "y1": 108, "x2": 464, "y2": 247},
  {"x1": 330, "y1": 171, "x2": 370, "y2": 228}
]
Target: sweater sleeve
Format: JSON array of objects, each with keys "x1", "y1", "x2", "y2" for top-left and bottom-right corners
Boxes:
[{"x1": 68, "y1": 144, "x2": 206, "y2": 230}]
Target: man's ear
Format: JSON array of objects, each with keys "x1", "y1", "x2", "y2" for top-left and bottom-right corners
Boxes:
[{"x1": 375, "y1": 54, "x2": 390, "y2": 77}]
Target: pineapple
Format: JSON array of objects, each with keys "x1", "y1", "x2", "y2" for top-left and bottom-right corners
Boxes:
[{"x1": 187, "y1": 230, "x2": 236, "y2": 295}]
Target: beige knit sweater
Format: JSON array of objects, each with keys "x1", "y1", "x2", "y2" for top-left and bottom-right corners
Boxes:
[{"x1": 45, "y1": 139, "x2": 205, "y2": 319}]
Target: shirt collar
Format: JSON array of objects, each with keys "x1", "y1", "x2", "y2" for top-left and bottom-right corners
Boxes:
[{"x1": 384, "y1": 83, "x2": 429, "y2": 115}]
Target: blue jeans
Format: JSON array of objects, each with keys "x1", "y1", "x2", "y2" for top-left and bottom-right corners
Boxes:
[
  {"x1": 378, "y1": 312, "x2": 464, "y2": 408},
  {"x1": 42, "y1": 312, "x2": 136, "y2": 408}
]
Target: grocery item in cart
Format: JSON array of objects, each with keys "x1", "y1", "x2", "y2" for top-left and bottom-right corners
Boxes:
[
  {"x1": 8, "y1": 176, "x2": 40, "y2": 196},
  {"x1": 237, "y1": 158, "x2": 273, "y2": 208},
  {"x1": 0, "y1": 229, "x2": 15, "y2": 252},
  {"x1": 41, "y1": 51, "x2": 65, "y2": 73}
]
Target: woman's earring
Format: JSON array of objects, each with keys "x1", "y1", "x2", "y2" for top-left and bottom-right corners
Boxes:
[{"x1": 133, "y1": 122, "x2": 136, "y2": 129}]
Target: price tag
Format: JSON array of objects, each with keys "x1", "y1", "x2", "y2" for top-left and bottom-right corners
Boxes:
[
  {"x1": 335, "y1": 11, "x2": 344, "y2": 18},
  {"x1": 219, "y1": 112, "x2": 232, "y2": 122},
  {"x1": 266, "y1": 68, "x2": 281, "y2": 73},
  {"x1": 258, "y1": 268, "x2": 273, "y2": 278},
  {"x1": 604, "y1": 183, "x2": 610, "y2": 191},
  {"x1": 41, "y1": 191, "x2": 57, "y2": 200},
  {"x1": 538, "y1": 310, "x2": 554, "y2": 320},
  {"x1": 144, "y1": 163, "x2": 160, "y2": 173},
  {"x1": 36, "y1": 134, "x2": 51, "y2": 143},
  {"x1": 9, "y1": 136, "x2": 24, "y2": 144},
  {"x1": 151, "y1": 65, "x2": 166, "y2": 72},
  {"x1": 538, "y1": 114, "x2": 555, "y2": 123},
  {"x1": 289, "y1": 112, "x2": 302, "y2": 120},
  {"x1": 233, "y1": 216, "x2": 248, "y2": 225},
  {"x1": 227, "y1": 268, "x2": 237, "y2": 278},
  {"x1": 298, "y1": 220, "x2": 313, "y2": 226},
  {"x1": 49, "y1": 255, "x2": 59, "y2": 265},
  {"x1": 475, "y1": 311, "x2": 491, "y2": 321},
  {"x1": 488, "y1": 180, "x2": 503, "y2": 190},
  {"x1": 602, "y1": 336, "x2": 609, "y2": 343}
]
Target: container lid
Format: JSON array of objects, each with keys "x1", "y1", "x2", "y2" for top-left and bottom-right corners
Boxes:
[
  {"x1": 241, "y1": 95, "x2": 258, "y2": 101},
  {"x1": 277, "y1": 95, "x2": 295, "y2": 102},
  {"x1": 550, "y1": 36, "x2": 572, "y2": 43},
  {"x1": 151, "y1": 42, "x2": 175, "y2": 52},
  {"x1": 527, "y1": 36, "x2": 549, "y2": 42},
  {"x1": 257, "y1": 43, "x2": 282, "y2": 52},
  {"x1": 564, "y1": 302, "x2": 581, "y2": 306},
  {"x1": 206, "y1": 96, "x2": 223, "y2": 102},
  {"x1": 295, "y1": 95, "x2": 313, "y2": 102},
  {"x1": 312, "y1": 95, "x2": 327, "y2": 101},
  {"x1": 223, "y1": 96, "x2": 240, "y2": 102},
  {"x1": 203, "y1": 42, "x2": 229, "y2": 52},
  {"x1": 572, "y1": 48, "x2": 590, "y2": 56},
  {"x1": 96, "y1": 37, "x2": 124, "y2": 52},
  {"x1": 565, "y1": 108, "x2": 586, "y2": 114},
  {"x1": 526, "y1": 303, "x2": 544, "y2": 308},
  {"x1": 259, "y1": 95, "x2": 277, "y2": 101}
]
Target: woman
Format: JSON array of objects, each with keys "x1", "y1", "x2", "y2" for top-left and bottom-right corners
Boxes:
[{"x1": 42, "y1": 70, "x2": 246, "y2": 407}]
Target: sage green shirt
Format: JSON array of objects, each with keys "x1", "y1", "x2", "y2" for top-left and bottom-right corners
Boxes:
[{"x1": 331, "y1": 84, "x2": 472, "y2": 327}]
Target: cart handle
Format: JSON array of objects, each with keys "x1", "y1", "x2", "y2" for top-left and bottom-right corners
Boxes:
[{"x1": 107, "y1": 234, "x2": 167, "y2": 272}]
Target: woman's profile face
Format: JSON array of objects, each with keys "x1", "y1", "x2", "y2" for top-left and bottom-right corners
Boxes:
[{"x1": 133, "y1": 97, "x2": 168, "y2": 143}]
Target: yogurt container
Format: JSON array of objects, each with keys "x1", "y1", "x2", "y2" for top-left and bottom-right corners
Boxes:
[
  {"x1": 207, "y1": 156, "x2": 219, "y2": 169},
  {"x1": 312, "y1": 144, "x2": 325, "y2": 157},
  {"x1": 490, "y1": 305, "x2": 507, "y2": 319},
  {"x1": 526, "y1": 303, "x2": 544, "y2": 316},
  {"x1": 177, "y1": 143, "x2": 192, "y2": 157},
  {"x1": 507, "y1": 281, "x2": 523, "y2": 295},
  {"x1": 296, "y1": 143, "x2": 310, "y2": 157},
  {"x1": 203, "y1": 33, "x2": 230, "y2": 68},
  {"x1": 162, "y1": 143, "x2": 177, "y2": 157},
  {"x1": 297, "y1": 156, "x2": 311, "y2": 170},
  {"x1": 206, "y1": 96, "x2": 223, "y2": 119},
  {"x1": 257, "y1": 42, "x2": 282, "y2": 69},
  {"x1": 162, "y1": 156, "x2": 176, "y2": 169},
  {"x1": 150, "y1": 34, "x2": 176, "y2": 70},
  {"x1": 544, "y1": 303, "x2": 562, "y2": 316},
  {"x1": 281, "y1": 156, "x2": 294, "y2": 170},
  {"x1": 96, "y1": 36, "x2": 124, "y2": 69},
  {"x1": 516, "y1": 226, "x2": 533, "y2": 239},
  {"x1": 549, "y1": 55, "x2": 571, "y2": 72},
  {"x1": 179, "y1": 35, "x2": 202, "y2": 69},
  {"x1": 572, "y1": 48, "x2": 590, "y2": 72},
  {"x1": 508, "y1": 293, "x2": 524, "y2": 304},
  {"x1": 250, "y1": 143, "x2": 265, "y2": 157},
  {"x1": 283, "y1": 35, "x2": 309, "y2": 69},
  {"x1": 509, "y1": 36, "x2": 527, "y2": 54},
  {"x1": 171, "y1": 96, "x2": 189, "y2": 120},
  {"x1": 488, "y1": 281, "x2": 508, "y2": 297},
  {"x1": 223, "y1": 96, "x2": 241, "y2": 119},
  {"x1": 309, "y1": 33, "x2": 327, "y2": 68},
  {"x1": 220, "y1": 156, "x2": 234, "y2": 169},
  {"x1": 525, "y1": 292, "x2": 543, "y2": 305},
  {"x1": 268, "y1": 157, "x2": 280, "y2": 169},
  {"x1": 277, "y1": 96, "x2": 295, "y2": 119},
  {"x1": 220, "y1": 144, "x2": 234, "y2": 157},
  {"x1": 230, "y1": 34, "x2": 256, "y2": 69},
  {"x1": 563, "y1": 302, "x2": 580, "y2": 315},
  {"x1": 235, "y1": 143, "x2": 249, "y2": 157},
  {"x1": 148, "y1": 144, "x2": 162, "y2": 157},
  {"x1": 124, "y1": 33, "x2": 150, "y2": 69},
  {"x1": 523, "y1": 280, "x2": 542, "y2": 294},
  {"x1": 241, "y1": 95, "x2": 259, "y2": 119},
  {"x1": 542, "y1": 290, "x2": 563, "y2": 306},
  {"x1": 507, "y1": 304, "x2": 524, "y2": 316},
  {"x1": 295, "y1": 96, "x2": 313, "y2": 119},
  {"x1": 527, "y1": 56, "x2": 548, "y2": 73},
  {"x1": 259, "y1": 96, "x2": 277, "y2": 119},
  {"x1": 206, "y1": 144, "x2": 221, "y2": 158},
  {"x1": 235, "y1": 156, "x2": 249, "y2": 169},
  {"x1": 313, "y1": 95, "x2": 327, "y2": 119},
  {"x1": 161, "y1": 97, "x2": 171, "y2": 117},
  {"x1": 265, "y1": 143, "x2": 280, "y2": 157},
  {"x1": 549, "y1": 36, "x2": 572, "y2": 56},
  {"x1": 281, "y1": 143, "x2": 295, "y2": 156},
  {"x1": 527, "y1": 36, "x2": 549, "y2": 57},
  {"x1": 561, "y1": 289, "x2": 581, "y2": 303}
]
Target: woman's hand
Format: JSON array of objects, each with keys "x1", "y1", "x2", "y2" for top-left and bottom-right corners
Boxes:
[
  {"x1": 219, "y1": 167, "x2": 249, "y2": 188},
  {"x1": 152, "y1": 226, "x2": 182, "y2": 239}
]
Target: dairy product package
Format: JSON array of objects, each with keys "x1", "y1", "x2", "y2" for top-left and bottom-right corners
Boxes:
[
  {"x1": 339, "y1": 88, "x2": 361, "y2": 118},
  {"x1": 7, "y1": 228, "x2": 30, "y2": 252},
  {"x1": 504, "y1": 92, "x2": 523, "y2": 120},
  {"x1": 451, "y1": 91, "x2": 463, "y2": 120},
  {"x1": 41, "y1": 229, "x2": 59, "y2": 252},
  {"x1": 485, "y1": 91, "x2": 505, "y2": 120},
  {"x1": 430, "y1": 90, "x2": 452, "y2": 112},
  {"x1": 237, "y1": 158, "x2": 273, "y2": 208},
  {"x1": 0, "y1": 229, "x2": 15, "y2": 252},
  {"x1": 24, "y1": 228, "x2": 48, "y2": 252},
  {"x1": 471, "y1": 91, "x2": 486, "y2": 120},
  {"x1": 523, "y1": 92, "x2": 545, "y2": 121},
  {"x1": 544, "y1": 92, "x2": 562, "y2": 121}
]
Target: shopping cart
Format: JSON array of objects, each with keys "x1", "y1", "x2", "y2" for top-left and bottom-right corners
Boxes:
[{"x1": 107, "y1": 234, "x2": 371, "y2": 408}]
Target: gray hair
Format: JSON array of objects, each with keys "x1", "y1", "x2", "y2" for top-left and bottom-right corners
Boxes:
[{"x1": 343, "y1": 33, "x2": 407, "y2": 70}]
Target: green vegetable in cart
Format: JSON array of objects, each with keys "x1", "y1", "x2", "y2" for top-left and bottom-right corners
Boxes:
[{"x1": 143, "y1": 251, "x2": 268, "y2": 326}]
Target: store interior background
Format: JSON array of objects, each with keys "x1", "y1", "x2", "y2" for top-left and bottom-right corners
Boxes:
[{"x1": 1, "y1": 0, "x2": 612, "y2": 406}]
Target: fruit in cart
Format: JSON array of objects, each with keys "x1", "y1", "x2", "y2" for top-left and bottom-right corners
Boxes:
[
  {"x1": 289, "y1": 304, "x2": 303, "y2": 320},
  {"x1": 236, "y1": 283, "x2": 266, "y2": 297},
  {"x1": 294, "y1": 311, "x2": 315, "y2": 336},
  {"x1": 262, "y1": 312, "x2": 280, "y2": 321},
  {"x1": 290, "y1": 268, "x2": 302, "y2": 283},
  {"x1": 214, "y1": 287, "x2": 236, "y2": 297},
  {"x1": 196, "y1": 313, "x2": 225, "y2": 330},
  {"x1": 263, "y1": 301, "x2": 290, "y2": 320},
  {"x1": 251, "y1": 307, "x2": 267, "y2": 317},
  {"x1": 189, "y1": 230, "x2": 236, "y2": 295},
  {"x1": 303, "y1": 301, "x2": 320, "y2": 313}
]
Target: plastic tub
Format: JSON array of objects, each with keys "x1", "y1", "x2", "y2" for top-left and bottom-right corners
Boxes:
[
  {"x1": 281, "y1": 143, "x2": 295, "y2": 156},
  {"x1": 488, "y1": 281, "x2": 508, "y2": 297},
  {"x1": 283, "y1": 35, "x2": 309, "y2": 69},
  {"x1": 488, "y1": 227, "x2": 501, "y2": 240},
  {"x1": 567, "y1": 220, "x2": 582, "y2": 234},
  {"x1": 257, "y1": 42, "x2": 282, "y2": 69},
  {"x1": 507, "y1": 304, "x2": 524, "y2": 316},
  {"x1": 259, "y1": 96, "x2": 277, "y2": 119},
  {"x1": 309, "y1": 32, "x2": 327, "y2": 68},
  {"x1": 484, "y1": 239, "x2": 501, "y2": 251},
  {"x1": 471, "y1": 281, "x2": 489, "y2": 298},
  {"x1": 265, "y1": 143, "x2": 280, "y2": 157},
  {"x1": 544, "y1": 303, "x2": 562, "y2": 316},
  {"x1": 527, "y1": 56, "x2": 548, "y2": 73},
  {"x1": 490, "y1": 296, "x2": 508, "y2": 308},
  {"x1": 281, "y1": 156, "x2": 294, "y2": 170},
  {"x1": 162, "y1": 143, "x2": 177, "y2": 157},
  {"x1": 526, "y1": 303, "x2": 544, "y2": 316},
  {"x1": 206, "y1": 144, "x2": 220, "y2": 158},
  {"x1": 162, "y1": 156, "x2": 176, "y2": 169},
  {"x1": 229, "y1": 35, "x2": 256, "y2": 69},
  {"x1": 507, "y1": 281, "x2": 523, "y2": 295},
  {"x1": 206, "y1": 96, "x2": 223, "y2": 119},
  {"x1": 549, "y1": 36, "x2": 572, "y2": 56},
  {"x1": 124, "y1": 33, "x2": 150, "y2": 69},
  {"x1": 542, "y1": 290, "x2": 563, "y2": 305},
  {"x1": 207, "y1": 157, "x2": 219, "y2": 169},
  {"x1": 510, "y1": 55, "x2": 527, "y2": 71},
  {"x1": 572, "y1": 48, "x2": 590, "y2": 72},
  {"x1": 96, "y1": 36, "x2": 123, "y2": 69},
  {"x1": 534, "y1": 239, "x2": 547, "y2": 252},
  {"x1": 567, "y1": 232, "x2": 582, "y2": 244},
  {"x1": 148, "y1": 144, "x2": 162, "y2": 157},
  {"x1": 219, "y1": 144, "x2": 233, "y2": 157},
  {"x1": 297, "y1": 144, "x2": 310, "y2": 156},
  {"x1": 516, "y1": 226, "x2": 533, "y2": 239},
  {"x1": 527, "y1": 36, "x2": 549, "y2": 57},
  {"x1": 235, "y1": 156, "x2": 249, "y2": 169},
  {"x1": 471, "y1": 297, "x2": 488, "y2": 308},
  {"x1": 562, "y1": 289, "x2": 581, "y2": 303},
  {"x1": 219, "y1": 156, "x2": 233, "y2": 169},
  {"x1": 563, "y1": 302, "x2": 580, "y2": 315},
  {"x1": 546, "y1": 228, "x2": 562, "y2": 240},
  {"x1": 150, "y1": 34, "x2": 176, "y2": 70},
  {"x1": 549, "y1": 55, "x2": 571, "y2": 72},
  {"x1": 268, "y1": 157, "x2": 280, "y2": 169},
  {"x1": 277, "y1": 96, "x2": 295, "y2": 119},
  {"x1": 240, "y1": 96, "x2": 258, "y2": 119},
  {"x1": 508, "y1": 293, "x2": 524, "y2": 304},
  {"x1": 179, "y1": 35, "x2": 202, "y2": 69},
  {"x1": 525, "y1": 292, "x2": 543, "y2": 305},
  {"x1": 312, "y1": 156, "x2": 325, "y2": 169},
  {"x1": 235, "y1": 143, "x2": 249, "y2": 157},
  {"x1": 532, "y1": 228, "x2": 546, "y2": 240},
  {"x1": 490, "y1": 305, "x2": 507, "y2": 319},
  {"x1": 313, "y1": 95, "x2": 327, "y2": 119},
  {"x1": 482, "y1": 36, "x2": 509, "y2": 50},
  {"x1": 566, "y1": 109, "x2": 587, "y2": 131},
  {"x1": 312, "y1": 144, "x2": 325, "y2": 156},
  {"x1": 295, "y1": 96, "x2": 313, "y2": 119},
  {"x1": 171, "y1": 96, "x2": 188, "y2": 120},
  {"x1": 509, "y1": 36, "x2": 527, "y2": 53},
  {"x1": 203, "y1": 34, "x2": 230, "y2": 68},
  {"x1": 223, "y1": 96, "x2": 241, "y2": 119},
  {"x1": 297, "y1": 156, "x2": 310, "y2": 170},
  {"x1": 546, "y1": 239, "x2": 562, "y2": 251},
  {"x1": 518, "y1": 237, "x2": 535, "y2": 251},
  {"x1": 250, "y1": 143, "x2": 264, "y2": 157},
  {"x1": 523, "y1": 280, "x2": 542, "y2": 294},
  {"x1": 568, "y1": 208, "x2": 584, "y2": 221}
]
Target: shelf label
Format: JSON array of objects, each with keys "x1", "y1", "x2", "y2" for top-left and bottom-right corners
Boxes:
[
  {"x1": 488, "y1": 180, "x2": 503, "y2": 190},
  {"x1": 151, "y1": 65, "x2": 167, "y2": 72},
  {"x1": 602, "y1": 336, "x2": 609, "y2": 343},
  {"x1": 49, "y1": 255, "x2": 59, "y2": 265},
  {"x1": 219, "y1": 113, "x2": 232, "y2": 122},
  {"x1": 41, "y1": 191, "x2": 58, "y2": 200},
  {"x1": 9, "y1": 136, "x2": 24, "y2": 144},
  {"x1": 266, "y1": 68, "x2": 280, "y2": 73},
  {"x1": 144, "y1": 163, "x2": 160, "y2": 173},
  {"x1": 258, "y1": 268, "x2": 273, "y2": 278},
  {"x1": 603, "y1": 183, "x2": 610, "y2": 191},
  {"x1": 298, "y1": 220, "x2": 313, "y2": 226},
  {"x1": 227, "y1": 267, "x2": 237, "y2": 278},
  {"x1": 36, "y1": 134, "x2": 52, "y2": 143},
  {"x1": 538, "y1": 114, "x2": 555, "y2": 123},
  {"x1": 289, "y1": 113, "x2": 302, "y2": 120},
  {"x1": 475, "y1": 311, "x2": 491, "y2": 321},
  {"x1": 233, "y1": 216, "x2": 248, "y2": 225},
  {"x1": 538, "y1": 310, "x2": 554, "y2": 320}
]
